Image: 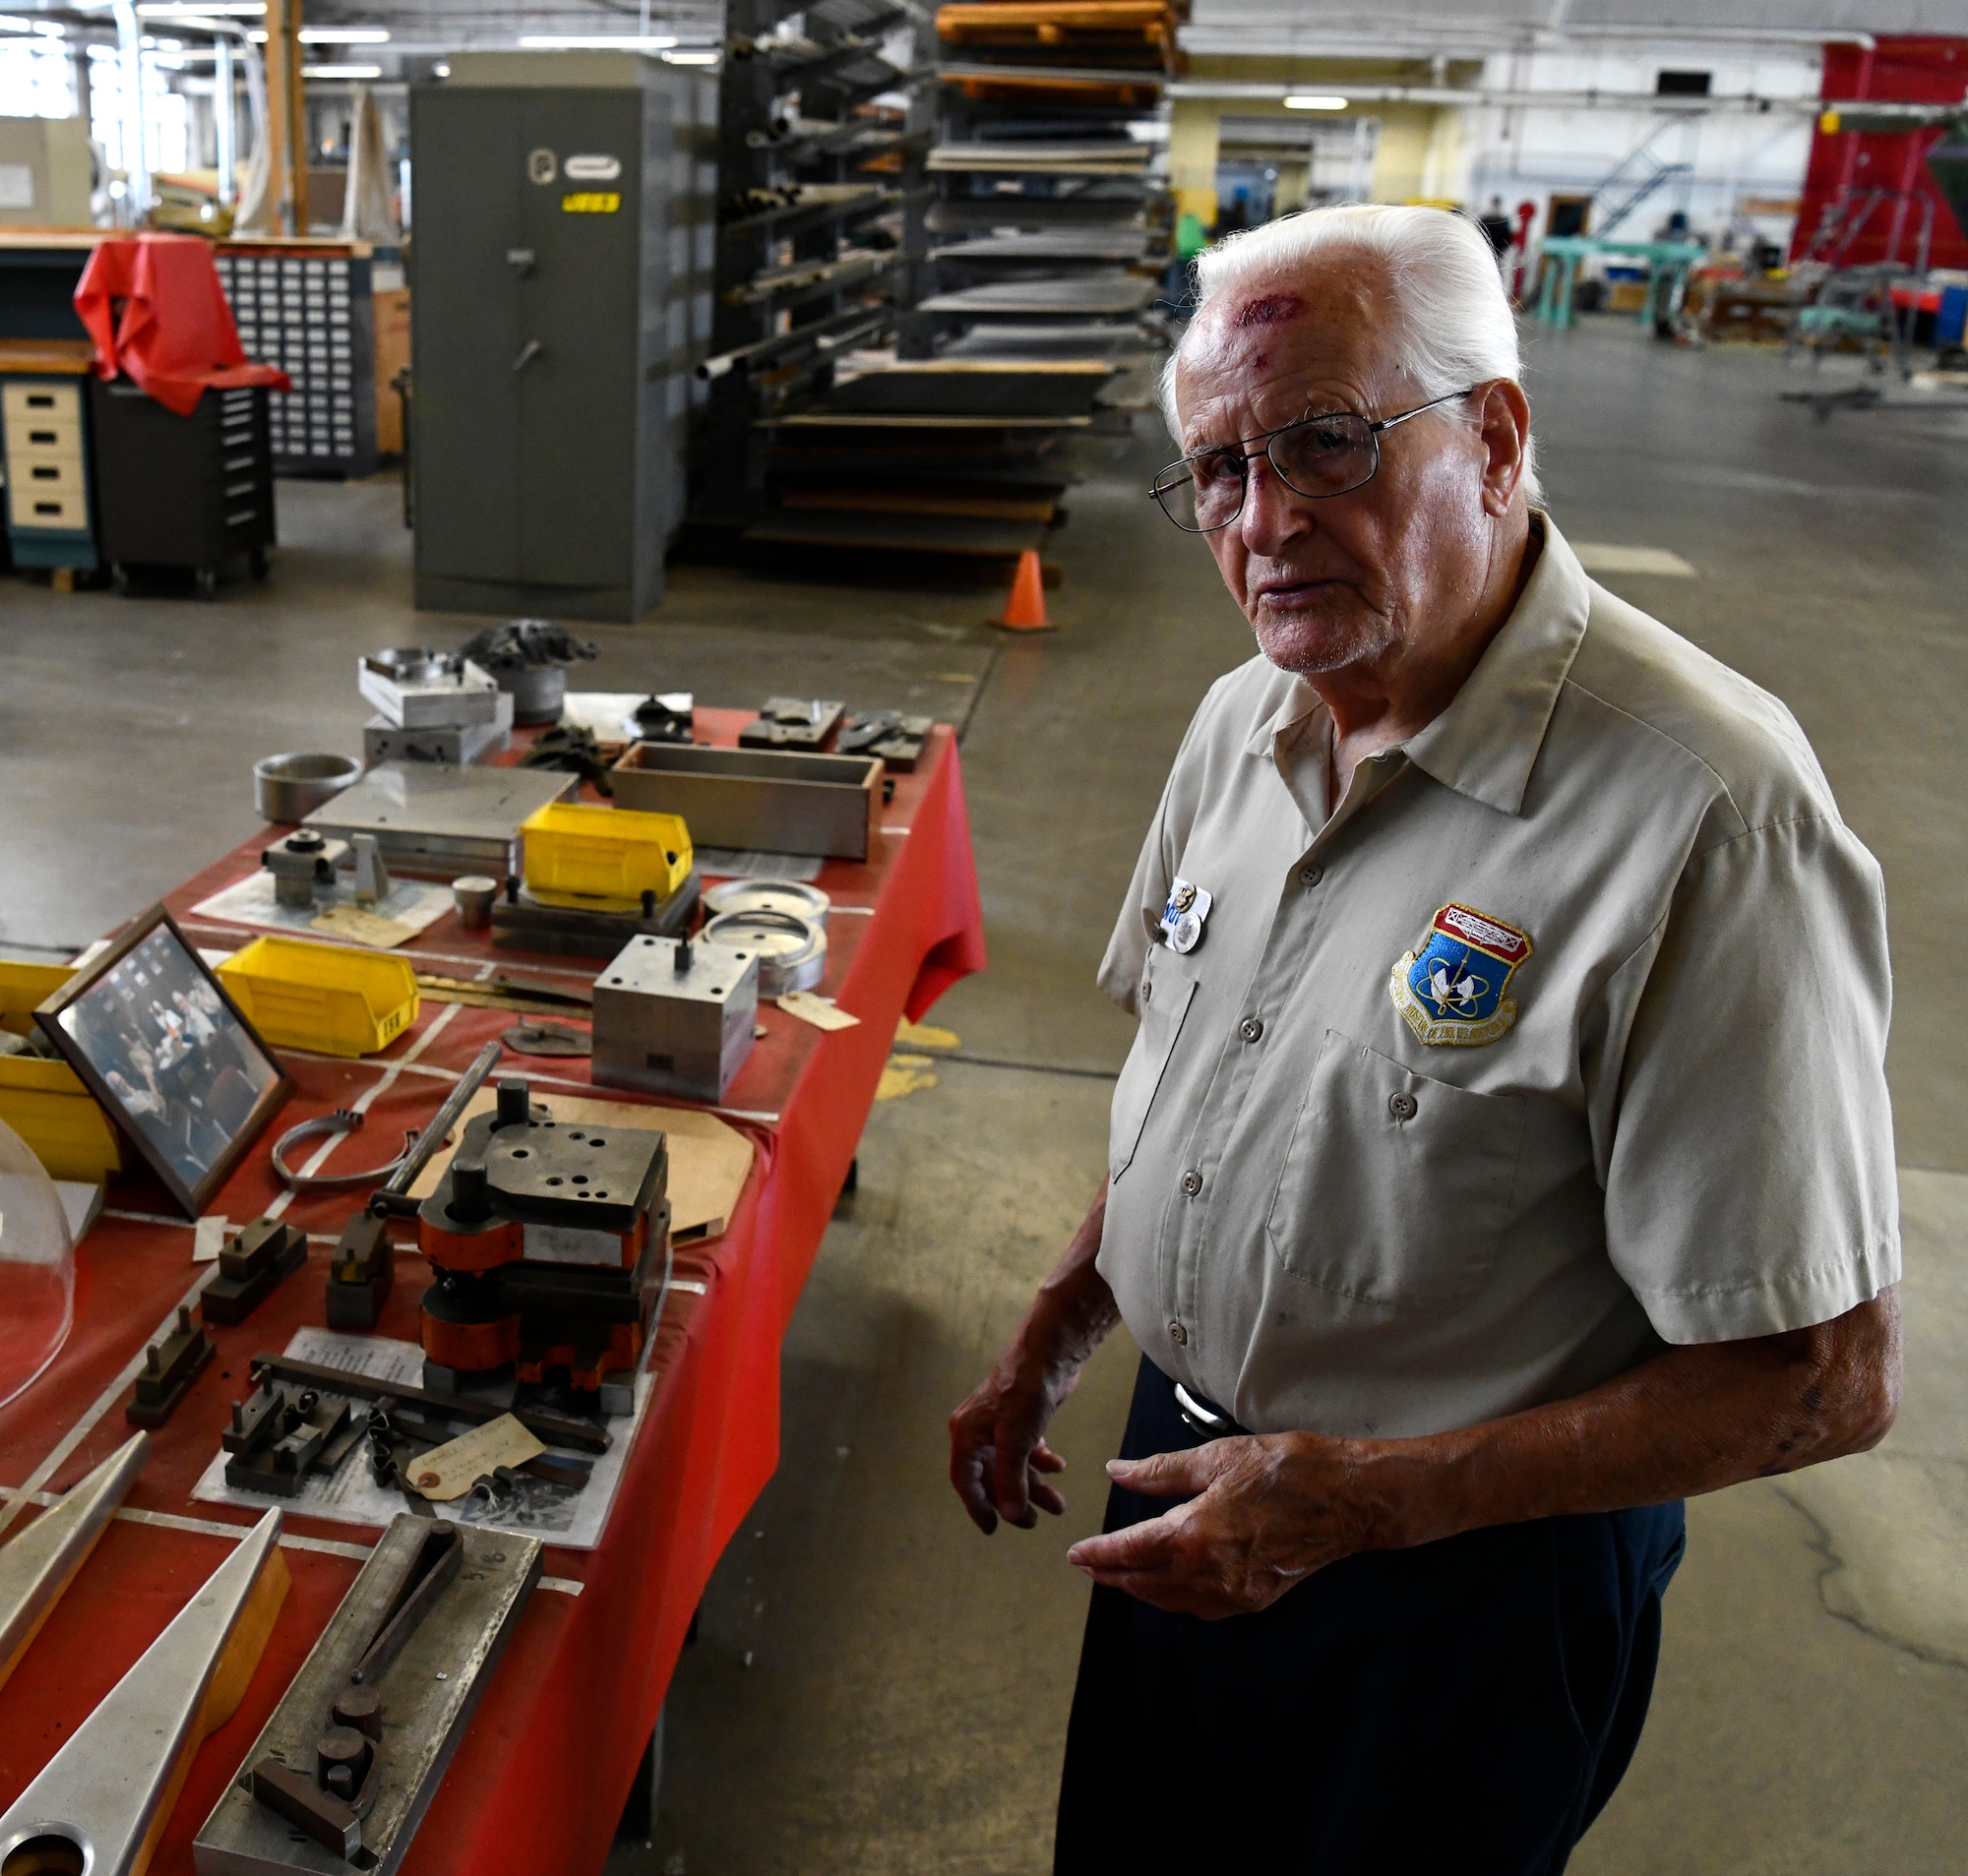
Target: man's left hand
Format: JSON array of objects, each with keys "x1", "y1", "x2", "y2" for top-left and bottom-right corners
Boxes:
[{"x1": 1066, "y1": 1433, "x2": 1389, "y2": 1619}]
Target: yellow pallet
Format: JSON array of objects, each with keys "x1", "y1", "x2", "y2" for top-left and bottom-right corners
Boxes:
[
  {"x1": 217, "y1": 937, "x2": 419, "y2": 1059},
  {"x1": 521, "y1": 802, "x2": 694, "y2": 913},
  {"x1": 0, "y1": 959, "x2": 123, "y2": 1182}
]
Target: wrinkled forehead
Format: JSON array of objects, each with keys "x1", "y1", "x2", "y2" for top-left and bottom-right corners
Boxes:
[{"x1": 1175, "y1": 255, "x2": 1400, "y2": 438}]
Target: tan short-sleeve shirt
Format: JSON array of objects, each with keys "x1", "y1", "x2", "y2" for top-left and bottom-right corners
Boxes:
[{"x1": 1097, "y1": 515, "x2": 1899, "y2": 1439}]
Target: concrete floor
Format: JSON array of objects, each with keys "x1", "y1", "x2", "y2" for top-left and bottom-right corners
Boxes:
[{"x1": 4, "y1": 319, "x2": 1965, "y2": 1871}]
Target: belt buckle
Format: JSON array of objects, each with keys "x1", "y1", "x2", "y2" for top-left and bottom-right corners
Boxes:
[{"x1": 1173, "y1": 1380, "x2": 1233, "y2": 1438}]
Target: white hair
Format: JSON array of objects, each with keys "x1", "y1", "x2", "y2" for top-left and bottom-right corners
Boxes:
[{"x1": 1158, "y1": 203, "x2": 1541, "y2": 506}]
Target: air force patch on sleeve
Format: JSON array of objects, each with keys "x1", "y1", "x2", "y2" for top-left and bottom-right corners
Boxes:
[{"x1": 1389, "y1": 902, "x2": 1533, "y2": 1047}]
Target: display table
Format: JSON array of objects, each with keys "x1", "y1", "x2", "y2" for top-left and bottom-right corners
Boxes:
[
  {"x1": 0, "y1": 707, "x2": 984, "y2": 1874},
  {"x1": 1532, "y1": 235, "x2": 1708, "y2": 331}
]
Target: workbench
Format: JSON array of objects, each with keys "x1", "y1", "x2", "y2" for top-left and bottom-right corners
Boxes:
[
  {"x1": 1532, "y1": 235, "x2": 1708, "y2": 331},
  {"x1": 0, "y1": 707, "x2": 985, "y2": 1874}
]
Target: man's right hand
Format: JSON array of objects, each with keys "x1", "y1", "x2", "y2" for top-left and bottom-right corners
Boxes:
[
  {"x1": 948, "y1": 1181, "x2": 1119, "y2": 1536},
  {"x1": 949, "y1": 1355, "x2": 1071, "y2": 1534}
]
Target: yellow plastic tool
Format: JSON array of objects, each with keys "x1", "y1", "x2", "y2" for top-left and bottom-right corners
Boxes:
[
  {"x1": 216, "y1": 937, "x2": 419, "y2": 1059},
  {"x1": 520, "y1": 801, "x2": 694, "y2": 913}
]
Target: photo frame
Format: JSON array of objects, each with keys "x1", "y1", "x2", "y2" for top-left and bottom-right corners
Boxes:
[{"x1": 35, "y1": 905, "x2": 293, "y2": 1218}]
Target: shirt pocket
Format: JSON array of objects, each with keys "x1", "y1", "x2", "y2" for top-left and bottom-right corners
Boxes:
[
  {"x1": 1264, "y1": 1029, "x2": 1528, "y2": 1310},
  {"x1": 1108, "y1": 950, "x2": 1199, "y2": 1182}
]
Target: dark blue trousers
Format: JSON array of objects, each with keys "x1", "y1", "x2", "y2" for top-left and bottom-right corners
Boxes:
[{"x1": 1055, "y1": 1357, "x2": 1686, "y2": 1874}]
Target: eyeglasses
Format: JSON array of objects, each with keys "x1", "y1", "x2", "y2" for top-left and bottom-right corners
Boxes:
[{"x1": 1149, "y1": 388, "x2": 1477, "y2": 532}]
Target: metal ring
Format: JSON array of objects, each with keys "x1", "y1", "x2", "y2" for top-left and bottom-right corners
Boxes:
[{"x1": 271, "y1": 1109, "x2": 420, "y2": 1193}]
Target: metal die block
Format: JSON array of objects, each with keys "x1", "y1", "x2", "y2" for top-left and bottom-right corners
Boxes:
[
  {"x1": 303, "y1": 761, "x2": 576, "y2": 877},
  {"x1": 362, "y1": 714, "x2": 510, "y2": 768},
  {"x1": 192, "y1": 1515, "x2": 542, "y2": 1876},
  {"x1": 357, "y1": 654, "x2": 506, "y2": 730},
  {"x1": 591, "y1": 934, "x2": 760, "y2": 1103},
  {"x1": 608, "y1": 743, "x2": 884, "y2": 862}
]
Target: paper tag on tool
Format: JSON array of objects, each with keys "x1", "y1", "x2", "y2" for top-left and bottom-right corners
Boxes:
[
  {"x1": 311, "y1": 905, "x2": 419, "y2": 949},
  {"x1": 778, "y1": 992, "x2": 860, "y2": 1032},
  {"x1": 193, "y1": 1214, "x2": 229, "y2": 1263},
  {"x1": 409, "y1": 1414, "x2": 546, "y2": 1502}
]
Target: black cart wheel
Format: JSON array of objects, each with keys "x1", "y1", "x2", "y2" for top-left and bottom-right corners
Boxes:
[
  {"x1": 195, "y1": 565, "x2": 218, "y2": 601},
  {"x1": 249, "y1": 546, "x2": 270, "y2": 581},
  {"x1": 109, "y1": 563, "x2": 130, "y2": 595}
]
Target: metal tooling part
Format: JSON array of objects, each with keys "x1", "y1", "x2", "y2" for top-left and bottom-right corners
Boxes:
[
  {"x1": 591, "y1": 931, "x2": 762, "y2": 1103},
  {"x1": 361, "y1": 714, "x2": 509, "y2": 769},
  {"x1": 356, "y1": 652, "x2": 507, "y2": 731},
  {"x1": 128, "y1": 1305, "x2": 217, "y2": 1428},
  {"x1": 701, "y1": 907, "x2": 826, "y2": 998},
  {"x1": 703, "y1": 877, "x2": 831, "y2": 927},
  {"x1": 248, "y1": 1355, "x2": 612, "y2": 1456},
  {"x1": 194, "y1": 1515, "x2": 541, "y2": 1876},
  {"x1": 489, "y1": 870, "x2": 700, "y2": 958},
  {"x1": 0, "y1": 1433, "x2": 149, "y2": 1694},
  {"x1": 263, "y1": 831, "x2": 352, "y2": 910},
  {"x1": 836, "y1": 709, "x2": 932, "y2": 773},
  {"x1": 222, "y1": 1381, "x2": 359, "y2": 1499},
  {"x1": 367, "y1": 1040, "x2": 504, "y2": 1222},
  {"x1": 500, "y1": 1020, "x2": 590, "y2": 1058},
  {"x1": 0, "y1": 1508, "x2": 288, "y2": 1876},
  {"x1": 325, "y1": 1212, "x2": 394, "y2": 1333},
  {"x1": 302, "y1": 763, "x2": 577, "y2": 878},
  {"x1": 203, "y1": 1218, "x2": 309, "y2": 1326},
  {"x1": 737, "y1": 696, "x2": 844, "y2": 752},
  {"x1": 415, "y1": 1079, "x2": 671, "y2": 1398},
  {"x1": 608, "y1": 743, "x2": 883, "y2": 862}
]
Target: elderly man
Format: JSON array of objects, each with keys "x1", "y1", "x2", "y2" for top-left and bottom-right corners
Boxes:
[{"x1": 949, "y1": 205, "x2": 1901, "y2": 1872}]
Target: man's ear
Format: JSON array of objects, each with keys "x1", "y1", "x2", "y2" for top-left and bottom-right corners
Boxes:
[{"x1": 1475, "y1": 380, "x2": 1532, "y2": 515}]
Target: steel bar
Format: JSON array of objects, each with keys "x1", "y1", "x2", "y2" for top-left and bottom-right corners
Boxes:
[
  {"x1": 0, "y1": 1433, "x2": 149, "y2": 1693},
  {"x1": 247, "y1": 1355, "x2": 612, "y2": 1455},
  {"x1": 368, "y1": 1040, "x2": 504, "y2": 1218}
]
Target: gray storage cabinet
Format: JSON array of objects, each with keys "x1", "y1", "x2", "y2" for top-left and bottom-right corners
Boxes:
[{"x1": 409, "y1": 54, "x2": 713, "y2": 621}]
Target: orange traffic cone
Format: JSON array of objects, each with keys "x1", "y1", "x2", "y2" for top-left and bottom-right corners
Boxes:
[{"x1": 996, "y1": 549, "x2": 1053, "y2": 632}]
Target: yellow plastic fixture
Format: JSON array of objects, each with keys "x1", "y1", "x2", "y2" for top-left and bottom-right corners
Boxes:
[
  {"x1": 521, "y1": 801, "x2": 694, "y2": 912},
  {"x1": 215, "y1": 937, "x2": 419, "y2": 1059},
  {"x1": 0, "y1": 960, "x2": 122, "y2": 1181}
]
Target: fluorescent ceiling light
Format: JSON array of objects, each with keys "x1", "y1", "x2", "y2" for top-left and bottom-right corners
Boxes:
[
  {"x1": 662, "y1": 48, "x2": 716, "y2": 62},
  {"x1": 0, "y1": 15, "x2": 34, "y2": 30},
  {"x1": 432, "y1": 59, "x2": 448, "y2": 75},
  {"x1": 302, "y1": 60, "x2": 380, "y2": 76},
  {"x1": 300, "y1": 26, "x2": 387, "y2": 41},
  {"x1": 1284, "y1": 92, "x2": 1348, "y2": 110},
  {"x1": 138, "y1": 2, "x2": 265, "y2": 14},
  {"x1": 519, "y1": 32, "x2": 677, "y2": 48}
]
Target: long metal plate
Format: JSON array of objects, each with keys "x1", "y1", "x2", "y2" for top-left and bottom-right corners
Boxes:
[
  {"x1": 193, "y1": 1516, "x2": 543, "y2": 1876},
  {"x1": 0, "y1": 1432, "x2": 148, "y2": 1691},
  {"x1": 0, "y1": 1509, "x2": 287, "y2": 1876}
]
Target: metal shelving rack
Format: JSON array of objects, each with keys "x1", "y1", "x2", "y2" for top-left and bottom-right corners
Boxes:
[{"x1": 689, "y1": 0, "x2": 934, "y2": 530}]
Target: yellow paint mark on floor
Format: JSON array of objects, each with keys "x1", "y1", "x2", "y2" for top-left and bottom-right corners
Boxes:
[
  {"x1": 876, "y1": 1054, "x2": 941, "y2": 1101},
  {"x1": 894, "y1": 1019, "x2": 959, "y2": 1051}
]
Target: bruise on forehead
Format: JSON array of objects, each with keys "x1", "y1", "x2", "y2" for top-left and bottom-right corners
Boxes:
[{"x1": 1233, "y1": 291, "x2": 1305, "y2": 328}]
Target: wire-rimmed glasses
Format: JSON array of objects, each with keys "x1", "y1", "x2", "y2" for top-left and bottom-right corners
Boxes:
[{"x1": 1150, "y1": 388, "x2": 1476, "y2": 532}]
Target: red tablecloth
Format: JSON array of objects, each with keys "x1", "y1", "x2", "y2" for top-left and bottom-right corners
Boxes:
[{"x1": 0, "y1": 710, "x2": 983, "y2": 1874}]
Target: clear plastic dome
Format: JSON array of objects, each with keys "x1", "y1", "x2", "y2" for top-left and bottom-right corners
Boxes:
[{"x1": 0, "y1": 1118, "x2": 75, "y2": 1412}]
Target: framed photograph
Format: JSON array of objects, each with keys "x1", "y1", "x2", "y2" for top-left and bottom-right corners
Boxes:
[{"x1": 35, "y1": 906, "x2": 292, "y2": 1218}]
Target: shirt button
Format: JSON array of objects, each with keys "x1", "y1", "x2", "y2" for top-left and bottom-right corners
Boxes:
[
  {"x1": 1300, "y1": 863, "x2": 1324, "y2": 887},
  {"x1": 1181, "y1": 1171, "x2": 1203, "y2": 1196},
  {"x1": 1168, "y1": 1319, "x2": 1188, "y2": 1347},
  {"x1": 1239, "y1": 1016, "x2": 1263, "y2": 1043},
  {"x1": 1388, "y1": 1091, "x2": 1418, "y2": 1121}
]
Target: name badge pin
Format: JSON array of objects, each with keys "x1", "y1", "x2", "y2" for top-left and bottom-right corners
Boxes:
[{"x1": 1159, "y1": 877, "x2": 1213, "y2": 955}]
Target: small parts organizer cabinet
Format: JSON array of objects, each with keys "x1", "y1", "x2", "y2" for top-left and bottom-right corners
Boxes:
[
  {"x1": 2, "y1": 375, "x2": 96, "y2": 571},
  {"x1": 89, "y1": 378, "x2": 277, "y2": 597}
]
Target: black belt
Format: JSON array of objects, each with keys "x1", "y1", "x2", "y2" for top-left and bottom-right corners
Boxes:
[{"x1": 1173, "y1": 1379, "x2": 1252, "y2": 1439}]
